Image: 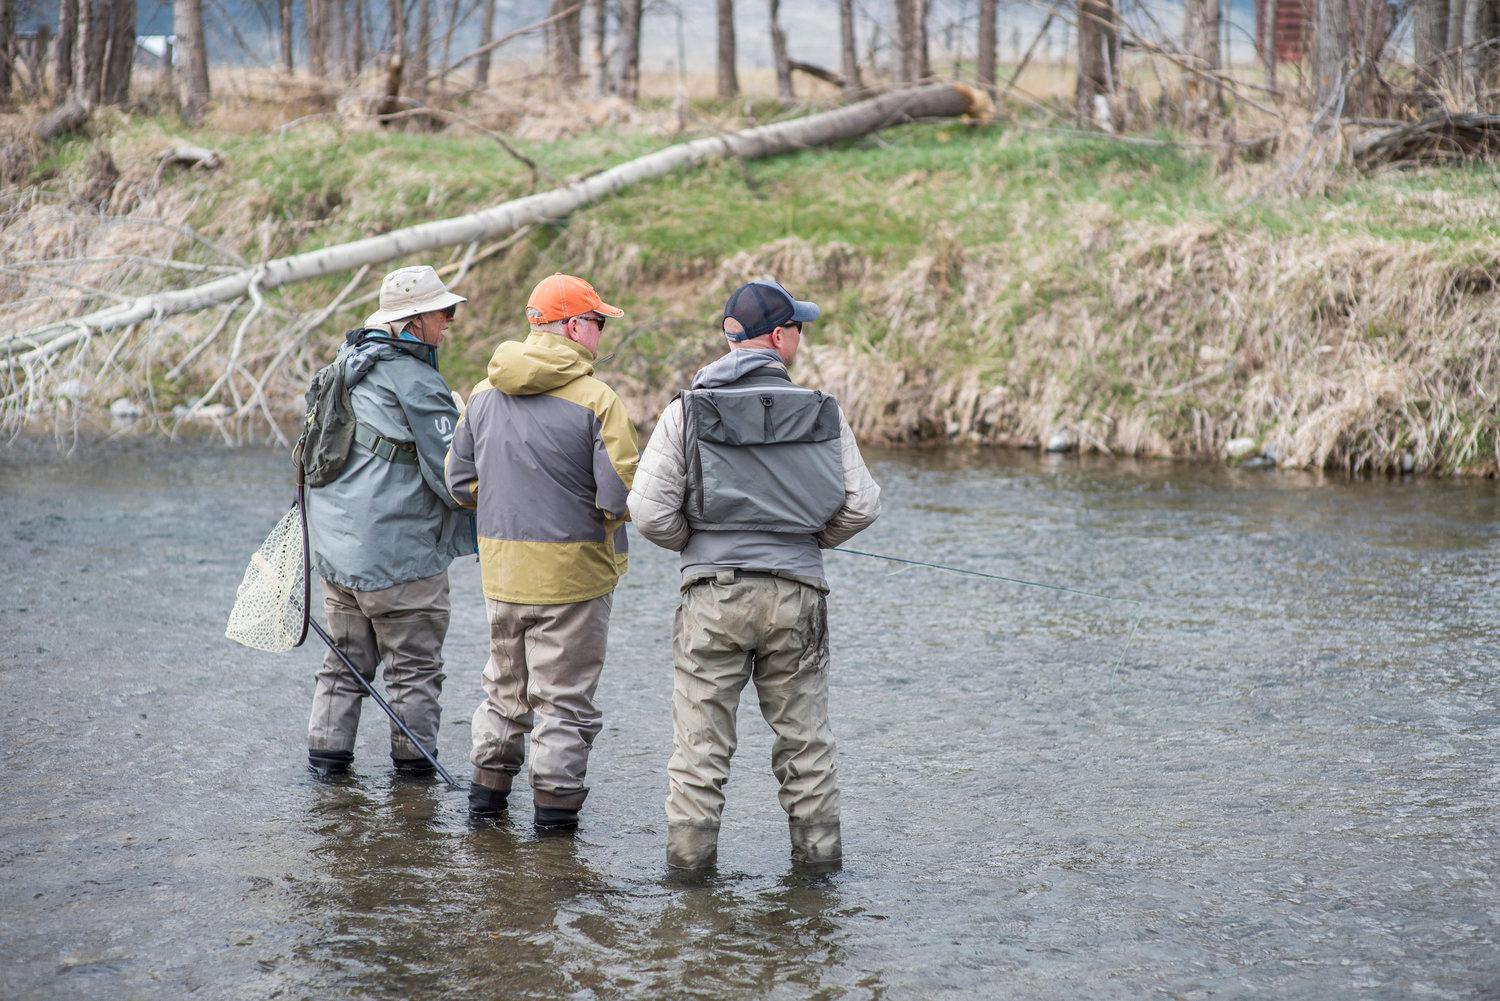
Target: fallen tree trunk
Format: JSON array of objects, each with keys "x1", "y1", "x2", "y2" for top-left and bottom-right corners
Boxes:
[
  {"x1": 34, "y1": 100, "x2": 91, "y2": 142},
  {"x1": 4, "y1": 83, "x2": 987, "y2": 365},
  {"x1": 789, "y1": 60, "x2": 845, "y2": 89},
  {"x1": 1351, "y1": 112, "x2": 1500, "y2": 170}
]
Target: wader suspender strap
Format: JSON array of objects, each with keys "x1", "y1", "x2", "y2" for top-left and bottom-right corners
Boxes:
[{"x1": 353, "y1": 422, "x2": 418, "y2": 465}]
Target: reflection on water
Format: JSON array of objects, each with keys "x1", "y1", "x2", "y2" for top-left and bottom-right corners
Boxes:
[{"x1": 1, "y1": 442, "x2": 1496, "y2": 999}]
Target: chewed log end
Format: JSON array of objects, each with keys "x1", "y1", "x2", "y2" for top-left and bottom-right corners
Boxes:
[{"x1": 953, "y1": 84, "x2": 996, "y2": 122}]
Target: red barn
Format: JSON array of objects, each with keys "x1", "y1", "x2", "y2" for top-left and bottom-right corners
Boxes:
[{"x1": 1255, "y1": 0, "x2": 1312, "y2": 62}]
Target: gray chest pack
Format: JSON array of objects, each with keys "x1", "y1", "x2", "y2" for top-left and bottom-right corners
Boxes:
[{"x1": 680, "y1": 370, "x2": 845, "y2": 533}]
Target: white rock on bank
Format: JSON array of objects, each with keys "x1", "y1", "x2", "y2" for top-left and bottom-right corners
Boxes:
[
  {"x1": 172, "y1": 403, "x2": 232, "y2": 421},
  {"x1": 55, "y1": 379, "x2": 88, "y2": 400},
  {"x1": 110, "y1": 398, "x2": 143, "y2": 419},
  {"x1": 1225, "y1": 437, "x2": 1259, "y2": 461},
  {"x1": 1045, "y1": 430, "x2": 1075, "y2": 453}
]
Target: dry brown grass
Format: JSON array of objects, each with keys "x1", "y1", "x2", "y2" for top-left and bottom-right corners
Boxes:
[
  {"x1": 705, "y1": 229, "x2": 1500, "y2": 476},
  {"x1": 4, "y1": 77, "x2": 1497, "y2": 474}
]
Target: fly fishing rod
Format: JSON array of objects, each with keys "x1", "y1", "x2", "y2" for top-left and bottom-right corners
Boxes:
[
  {"x1": 833, "y1": 546, "x2": 1144, "y2": 668},
  {"x1": 832, "y1": 547, "x2": 1139, "y2": 604},
  {"x1": 303, "y1": 616, "x2": 460, "y2": 787}
]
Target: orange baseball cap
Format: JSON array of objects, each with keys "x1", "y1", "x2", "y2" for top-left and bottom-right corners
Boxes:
[{"x1": 526, "y1": 273, "x2": 624, "y2": 324}]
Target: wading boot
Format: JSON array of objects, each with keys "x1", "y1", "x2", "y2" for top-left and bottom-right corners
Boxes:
[
  {"x1": 534, "y1": 806, "x2": 580, "y2": 836},
  {"x1": 392, "y1": 756, "x2": 436, "y2": 778},
  {"x1": 468, "y1": 783, "x2": 509, "y2": 822},
  {"x1": 308, "y1": 749, "x2": 354, "y2": 777},
  {"x1": 666, "y1": 823, "x2": 719, "y2": 870},
  {"x1": 789, "y1": 820, "x2": 842, "y2": 873}
]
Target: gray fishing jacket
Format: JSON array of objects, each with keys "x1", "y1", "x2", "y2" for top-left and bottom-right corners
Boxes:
[
  {"x1": 306, "y1": 332, "x2": 476, "y2": 591},
  {"x1": 628, "y1": 348, "x2": 881, "y2": 590}
]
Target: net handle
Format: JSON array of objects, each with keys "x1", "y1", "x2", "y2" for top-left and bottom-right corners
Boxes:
[{"x1": 293, "y1": 465, "x2": 311, "y2": 649}]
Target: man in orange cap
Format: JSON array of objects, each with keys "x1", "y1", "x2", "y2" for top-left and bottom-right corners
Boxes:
[{"x1": 445, "y1": 273, "x2": 638, "y2": 834}]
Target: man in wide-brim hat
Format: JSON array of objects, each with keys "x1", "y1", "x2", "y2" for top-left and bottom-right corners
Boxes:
[{"x1": 304, "y1": 265, "x2": 477, "y2": 779}]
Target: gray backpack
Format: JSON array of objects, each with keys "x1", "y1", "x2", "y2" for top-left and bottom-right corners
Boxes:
[{"x1": 292, "y1": 333, "x2": 379, "y2": 487}]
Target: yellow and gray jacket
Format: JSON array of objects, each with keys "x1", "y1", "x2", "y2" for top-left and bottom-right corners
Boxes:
[{"x1": 445, "y1": 330, "x2": 639, "y2": 604}]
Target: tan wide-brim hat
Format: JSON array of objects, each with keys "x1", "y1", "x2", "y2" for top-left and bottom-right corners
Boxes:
[{"x1": 365, "y1": 265, "x2": 468, "y2": 326}]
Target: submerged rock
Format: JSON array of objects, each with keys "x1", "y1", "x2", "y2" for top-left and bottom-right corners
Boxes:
[
  {"x1": 172, "y1": 403, "x2": 232, "y2": 421},
  {"x1": 110, "y1": 398, "x2": 142, "y2": 420}
]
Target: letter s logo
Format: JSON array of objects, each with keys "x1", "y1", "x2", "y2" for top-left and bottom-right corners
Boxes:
[{"x1": 435, "y1": 415, "x2": 453, "y2": 441}]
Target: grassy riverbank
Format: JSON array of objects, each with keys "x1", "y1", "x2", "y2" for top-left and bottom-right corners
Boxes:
[{"x1": 8, "y1": 102, "x2": 1499, "y2": 474}]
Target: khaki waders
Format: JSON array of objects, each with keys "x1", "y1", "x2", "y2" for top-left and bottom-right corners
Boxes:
[
  {"x1": 307, "y1": 572, "x2": 450, "y2": 767},
  {"x1": 469, "y1": 593, "x2": 613, "y2": 810},
  {"x1": 666, "y1": 572, "x2": 842, "y2": 869}
]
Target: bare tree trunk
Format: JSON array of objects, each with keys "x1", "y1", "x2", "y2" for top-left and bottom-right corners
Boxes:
[
  {"x1": 1075, "y1": 0, "x2": 1115, "y2": 126},
  {"x1": 410, "y1": 0, "x2": 431, "y2": 94},
  {"x1": 1459, "y1": 0, "x2": 1494, "y2": 99},
  {"x1": 617, "y1": 0, "x2": 642, "y2": 101},
  {"x1": 0, "y1": 0, "x2": 16, "y2": 104},
  {"x1": 1183, "y1": 0, "x2": 1221, "y2": 132},
  {"x1": 308, "y1": 0, "x2": 328, "y2": 77},
  {"x1": 73, "y1": 0, "x2": 107, "y2": 106},
  {"x1": 547, "y1": 0, "x2": 582, "y2": 90},
  {"x1": 717, "y1": 0, "x2": 739, "y2": 100},
  {"x1": 54, "y1": 0, "x2": 78, "y2": 99},
  {"x1": 838, "y1": 0, "x2": 863, "y2": 94},
  {"x1": 894, "y1": 0, "x2": 918, "y2": 83},
  {"x1": 438, "y1": 0, "x2": 458, "y2": 80},
  {"x1": 175, "y1": 0, "x2": 211, "y2": 123},
  {"x1": 279, "y1": 0, "x2": 294, "y2": 72},
  {"x1": 71, "y1": 0, "x2": 104, "y2": 106},
  {"x1": 769, "y1": 0, "x2": 793, "y2": 100},
  {"x1": 589, "y1": 0, "x2": 608, "y2": 94},
  {"x1": 352, "y1": 0, "x2": 365, "y2": 71},
  {"x1": 381, "y1": 0, "x2": 404, "y2": 114},
  {"x1": 1479, "y1": 0, "x2": 1500, "y2": 88},
  {"x1": 977, "y1": 0, "x2": 997, "y2": 90},
  {"x1": 1444, "y1": 0, "x2": 1467, "y2": 83},
  {"x1": 476, "y1": 0, "x2": 496, "y2": 85},
  {"x1": 917, "y1": 0, "x2": 932, "y2": 79},
  {"x1": 1107, "y1": 0, "x2": 1121, "y2": 90},
  {"x1": 334, "y1": 0, "x2": 349, "y2": 75},
  {"x1": 1313, "y1": 0, "x2": 1349, "y2": 117},
  {"x1": 8, "y1": 83, "x2": 989, "y2": 357},
  {"x1": 1262, "y1": 0, "x2": 1280, "y2": 92},
  {"x1": 101, "y1": 0, "x2": 136, "y2": 104}
]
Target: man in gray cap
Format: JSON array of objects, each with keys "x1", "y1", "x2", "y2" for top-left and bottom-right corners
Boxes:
[
  {"x1": 627, "y1": 279, "x2": 882, "y2": 870},
  {"x1": 304, "y1": 265, "x2": 476, "y2": 778}
]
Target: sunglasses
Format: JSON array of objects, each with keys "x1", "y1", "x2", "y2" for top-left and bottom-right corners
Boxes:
[
  {"x1": 577, "y1": 313, "x2": 606, "y2": 330},
  {"x1": 441, "y1": 305, "x2": 458, "y2": 319}
]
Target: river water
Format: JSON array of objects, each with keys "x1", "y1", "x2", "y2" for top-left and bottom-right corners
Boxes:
[{"x1": 1, "y1": 443, "x2": 1496, "y2": 999}]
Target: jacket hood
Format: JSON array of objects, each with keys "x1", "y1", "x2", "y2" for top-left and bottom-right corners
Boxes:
[
  {"x1": 691, "y1": 348, "x2": 786, "y2": 389},
  {"x1": 488, "y1": 331, "x2": 594, "y2": 395},
  {"x1": 348, "y1": 328, "x2": 438, "y2": 371}
]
